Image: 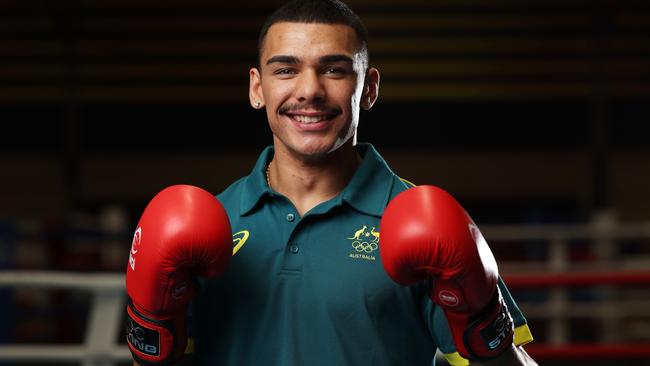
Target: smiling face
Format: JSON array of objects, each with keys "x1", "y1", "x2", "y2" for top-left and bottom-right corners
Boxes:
[{"x1": 250, "y1": 22, "x2": 378, "y2": 162}]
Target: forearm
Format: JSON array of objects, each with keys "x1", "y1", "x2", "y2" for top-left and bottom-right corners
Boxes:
[
  {"x1": 472, "y1": 344, "x2": 537, "y2": 366},
  {"x1": 133, "y1": 354, "x2": 195, "y2": 366}
]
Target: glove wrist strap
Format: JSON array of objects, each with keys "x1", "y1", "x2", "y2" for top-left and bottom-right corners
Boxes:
[
  {"x1": 463, "y1": 288, "x2": 514, "y2": 360},
  {"x1": 126, "y1": 299, "x2": 181, "y2": 366}
]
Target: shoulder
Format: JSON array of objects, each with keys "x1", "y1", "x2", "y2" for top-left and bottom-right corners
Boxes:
[
  {"x1": 387, "y1": 176, "x2": 417, "y2": 201},
  {"x1": 216, "y1": 176, "x2": 247, "y2": 213}
]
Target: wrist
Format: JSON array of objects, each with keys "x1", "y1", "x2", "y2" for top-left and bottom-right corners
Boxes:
[
  {"x1": 126, "y1": 299, "x2": 186, "y2": 366},
  {"x1": 445, "y1": 288, "x2": 514, "y2": 361}
]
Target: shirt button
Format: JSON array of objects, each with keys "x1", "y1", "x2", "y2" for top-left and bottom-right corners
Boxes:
[
  {"x1": 286, "y1": 213, "x2": 295, "y2": 222},
  {"x1": 289, "y1": 245, "x2": 299, "y2": 254}
]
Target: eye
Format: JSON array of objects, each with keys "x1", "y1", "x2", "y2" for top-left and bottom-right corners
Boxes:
[
  {"x1": 324, "y1": 67, "x2": 345, "y2": 75},
  {"x1": 274, "y1": 68, "x2": 296, "y2": 75}
]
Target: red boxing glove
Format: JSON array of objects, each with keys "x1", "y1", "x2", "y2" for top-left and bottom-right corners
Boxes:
[
  {"x1": 125, "y1": 185, "x2": 232, "y2": 365},
  {"x1": 380, "y1": 185, "x2": 513, "y2": 360}
]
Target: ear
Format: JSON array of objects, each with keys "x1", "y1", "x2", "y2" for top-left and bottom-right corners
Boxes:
[
  {"x1": 361, "y1": 67, "x2": 380, "y2": 110},
  {"x1": 249, "y1": 67, "x2": 265, "y2": 109}
]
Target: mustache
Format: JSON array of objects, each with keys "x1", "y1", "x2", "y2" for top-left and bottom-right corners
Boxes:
[{"x1": 278, "y1": 102, "x2": 341, "y2": 116}]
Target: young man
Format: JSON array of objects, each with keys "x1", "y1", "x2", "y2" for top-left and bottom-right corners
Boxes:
[{"x1": 126, "y1": 1, "x2": 537, "y2": 365}]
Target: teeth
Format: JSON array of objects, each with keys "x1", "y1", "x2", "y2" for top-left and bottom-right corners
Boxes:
[{"x1": 292, "y1": 114, "x2": 328, "y2": 123}]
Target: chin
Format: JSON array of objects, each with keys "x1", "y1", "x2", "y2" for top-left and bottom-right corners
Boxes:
[
  {"x1": 283, "y1": 131, "x2": 355, "y2": 160},
  {"x1": 291, "y1": 142, "x2": 335, "y2": 161},
  {"x1": 298, "y1": 147, "x2": 331, "y2": 160}
]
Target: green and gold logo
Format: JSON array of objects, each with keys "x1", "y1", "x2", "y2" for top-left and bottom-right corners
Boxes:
[{"x1": 347, "y1": 225, "x2": 379, "y2": 261}]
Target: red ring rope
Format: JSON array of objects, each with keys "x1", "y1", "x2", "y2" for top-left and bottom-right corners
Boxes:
[
  {"x1": 502, "y1": 270, "x2": 650, "y2": 359},
  {"x1": 504, "y1": 270, "x2": 650, "y2": 288},
  {"x1": 526, "y1": 343, "x2": 650, "y2": 359}
]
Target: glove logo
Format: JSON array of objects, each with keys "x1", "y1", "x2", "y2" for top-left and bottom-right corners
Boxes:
[
  {"x1": 347, "y1": 225, "x2": 379, "y2": 261},
  {"x1": 126, "y1": 318, "x2": 160, "y2": 357},
  {"x1": 129, "y1": 227, "x2": 142, "y2": 271},
  {"x1": 438, "y1": 290, "x2": 460, "y2": 307},
  {"x1": 479, "y1": 300, "x2": 514, "y2": 351}
]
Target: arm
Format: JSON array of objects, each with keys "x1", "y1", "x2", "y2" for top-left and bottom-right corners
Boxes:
[
  {"x1": 133, "y1": 353, "x2": 196, "y2": 366},
  {"x1": 381, "y1": 186, "x2": 536, "y2": 363},
  {"x1": 125, "y1": 185, "x2": 231, "y2": 365},
  {"x1": 473, "y1": 344, "x2": 537, "y2": 366}
]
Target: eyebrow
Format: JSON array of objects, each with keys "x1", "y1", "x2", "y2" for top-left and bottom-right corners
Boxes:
[
  {"x1": 265, "y1": 54, "x2": 354, "y2": 66},
  {"x1": 319, "y1": 54, "x2": 354, "y2": 64},
  {"x1": 266, "y1": 55, "x2": 299, "y2": 65}
]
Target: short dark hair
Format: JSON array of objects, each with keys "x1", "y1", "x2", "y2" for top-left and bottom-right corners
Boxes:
[{"x1": 257, "y1": 0, "x2": 369, "y2": 64}]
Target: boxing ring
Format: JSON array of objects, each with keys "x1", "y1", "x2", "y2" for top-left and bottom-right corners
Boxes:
[
  {"x1": 1, "y1": 215, "x2": 649, "y2": 365},
  {"x1": 0, "y1": 271, "x2": 130, "y2": 366},
  {"x1": 507, "y1": 270, "x2": 650, "y2": 360},
  {"x1": 491, "y1": 214, "x2": 650, "y2": 362}
]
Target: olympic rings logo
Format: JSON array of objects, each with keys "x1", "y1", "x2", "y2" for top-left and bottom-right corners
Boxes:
[{"x1": 351, "y1": 240, "x2": 378, "y2": 253}]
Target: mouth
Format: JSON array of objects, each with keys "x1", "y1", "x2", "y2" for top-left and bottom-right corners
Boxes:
[
  {"x1": 285, "y1": 113, "x2": 337, "y2": 124},
  {"x1": 279, "y1": 103, "x2": 342, "y2": 131}
]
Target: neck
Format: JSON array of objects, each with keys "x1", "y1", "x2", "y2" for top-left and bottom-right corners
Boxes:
[{"x1": 267, "y1": 142, "x2": 362, "y2": 217}]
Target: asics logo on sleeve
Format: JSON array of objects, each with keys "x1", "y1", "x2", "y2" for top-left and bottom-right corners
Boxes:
[{"x1": 232, "y1": 230, "x2": 250, "y2": 255}]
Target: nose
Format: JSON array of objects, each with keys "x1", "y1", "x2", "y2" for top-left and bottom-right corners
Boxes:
[{"x1": 295, "y1": 70, "x2": 325, "y2": 103}]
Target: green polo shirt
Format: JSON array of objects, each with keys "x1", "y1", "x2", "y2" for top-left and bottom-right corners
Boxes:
[{"x1": 192, "y1": 143, "x2": 532, "y2": 366}]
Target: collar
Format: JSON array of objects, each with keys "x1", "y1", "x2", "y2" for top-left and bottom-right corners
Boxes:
[
  {"x1": 240, "y1": 146, "x2": 274, "y2": 215},
  {"x1": 341, "y1": 143, "x2": 394, "y2": 217},
  {"x1": 239, "y1": 143, "x2": 395, "y2": 217}
]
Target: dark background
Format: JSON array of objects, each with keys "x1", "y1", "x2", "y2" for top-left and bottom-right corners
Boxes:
[
  {"x1": 1, "y1": 0, "x2": 649, "y2": 364},
  {"x1": 2, "y1": 0, "x2": 649, "y2": 225}
]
